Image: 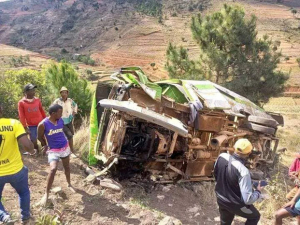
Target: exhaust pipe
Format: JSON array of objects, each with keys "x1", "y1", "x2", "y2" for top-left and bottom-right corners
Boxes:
[{"x1": 210, "y1": 134, "x2": 228, "y2": 147}]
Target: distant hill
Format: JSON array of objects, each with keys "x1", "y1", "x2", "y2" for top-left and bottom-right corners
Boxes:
[{"x1": 0, "y1": 0, "x2": 299, "y2": 83}]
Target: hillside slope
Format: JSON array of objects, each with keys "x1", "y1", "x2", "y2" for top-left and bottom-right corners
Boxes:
[{"x1": 0, "y1": 0, "x2": 299, "y2": 82}]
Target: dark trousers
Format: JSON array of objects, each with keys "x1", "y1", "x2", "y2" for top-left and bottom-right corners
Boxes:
[
  {"x1": 218, "y1": 202, "x2": 260, "y2": 225},
  {"x1": 0, "y1": 167, "x2": 30, "y2": 221}
]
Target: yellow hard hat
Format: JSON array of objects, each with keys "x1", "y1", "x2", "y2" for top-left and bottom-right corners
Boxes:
[
  {"x1": 60, "y1": 86, "x2": 68, "y2": 93},
  {"x1": 234, "y1": 138, "x2": 253, "y2": 155}
]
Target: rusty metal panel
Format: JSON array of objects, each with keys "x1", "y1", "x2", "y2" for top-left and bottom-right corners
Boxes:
[
  {"x1": 197, "y1": 115, "x2": 225, "y2": 132},
  {"x1": 185, "y1": 161, "x2": 215, "y2": 177},
  {"x1": 129, "y1": 88, "x2": 160, "y2": 112}
]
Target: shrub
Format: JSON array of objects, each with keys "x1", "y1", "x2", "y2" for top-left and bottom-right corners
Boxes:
[
  {"x1": 24, "y1": 55, "x2": 30, "y2": 62},
  {"x1": 9, "y1": 56, "x2": 30, "y2": 67},
  {"x1": 291, "y1": 8, "x2": 297, "y2": 16},
  {"x1": 133, "y1": 0, "x2": 162, "y2": 17},
  {"x1": 0, "y1": 69, "x2": 48, "y2": 118},
  {"x1": 61, "y1": 48, "x2": 68, "y2": 54},
  {"x1": 36, "y1": 214, "x2": 61, "y2": 225},
  {"x1": 77, "y1": 55, "x2": 96, "y2": 66},
  {"x1": 43, "y1": 61, "x2": 93, "y2": 116},
  {"x1": 87, "y1": 59, "x2": 95, "y2": 66},
  {"x1": 86, "y1": 69, "x2": 93, "y2": 76},
  {"x1": 73, "y1": 117, "x2": 90, "y2": 162},
  {"x1": 158, "y1": 15, "x2": 163, "y2": 24},
  {"x1": 296, "y1": 58, "x2": 300, "y2": 67}
]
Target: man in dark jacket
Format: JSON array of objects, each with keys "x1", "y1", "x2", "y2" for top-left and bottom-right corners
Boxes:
[{"x1": 214, "y1": 138, "x2": 264, "y2": 225}]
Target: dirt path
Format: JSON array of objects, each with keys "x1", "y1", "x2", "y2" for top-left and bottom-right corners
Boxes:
[
  {"x1": 3, "y1": 154, "x2": 293, "y2": 224},
  {"x1": 0, "y1": 154, "x2": 236, "y2": 225}
]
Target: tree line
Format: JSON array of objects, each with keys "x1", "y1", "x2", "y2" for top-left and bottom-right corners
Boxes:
[{"x1": 0, "y1": 61, "x2": 92, "y2": 119}]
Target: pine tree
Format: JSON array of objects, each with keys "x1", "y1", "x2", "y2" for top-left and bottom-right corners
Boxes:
[
  {"x1": 165, "y1": 43, "x2": 204, "y2": 80},
  {"x1": 166, "y1": 4, "x2": 289, "y2": 105},
  {"x1": 43, "y1": 61, "x2": 92, "y2": 115}
]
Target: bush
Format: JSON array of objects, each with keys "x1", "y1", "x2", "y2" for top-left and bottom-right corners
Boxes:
[
  {"x1": 61, "y1": 48, "x2": 68, "y2": 54},
  {"x1": 24, "y1": 55, "x2": 30, "y2": 62},
  {"x1": 36, "y1": 214, "x2": 61, "y2": 225},
  {"x1": 9, "y1": 56, "x2": 29, "y2": 67},
  {"x1": 86, "y1": 69, "x2": 93, "y2": 76},
  {"x1": 77, "y1": 55, "x2": 96, "y2": 66},
  {"x1": 133, "y1": 0, "x2": 162, "y2": 17},
  {"x1": 188, "y1": 5, "x2": 194, "y2": 12},
  {"x1": 0, "y1": 69, "x2": 48, "y2": 118},
  {"x1": 43, "y1": 61, "x2": 93, "y2": 116},
  {"x1": 87, "y1": 59, "x2": 95, "y2": 66},
  {"x1": 297, "y1": 58, "x2": 300, "y2": 67},
  {"x1": 158, "y1": 15, "x2": 163, "y2": 24},
  {"x1": 291, "y1": 9, "x2": 297, "y2": 16}
]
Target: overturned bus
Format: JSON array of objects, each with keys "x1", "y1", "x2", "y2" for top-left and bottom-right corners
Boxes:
[{"x1": 89, "y1": 67, "x2": 283, "y2": 182}]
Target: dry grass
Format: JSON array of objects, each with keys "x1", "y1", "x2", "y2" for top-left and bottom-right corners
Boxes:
[
  {"x1": 73, "y1": 117, "x2": 90, "y2": 163},
  {"x1": 254, "y1": 112, "x2": 300, "y2": 224},
  {"x1": 190, "y1": 182, "x2": 216, "y2": 205}
]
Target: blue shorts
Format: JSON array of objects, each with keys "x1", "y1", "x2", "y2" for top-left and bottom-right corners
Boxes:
[
  {"x1": 28, "y1": 126, "x2": 37, "y2": 142},
  {"x1": 285, "y1": 206, "x2": 300, "y2": 217}
]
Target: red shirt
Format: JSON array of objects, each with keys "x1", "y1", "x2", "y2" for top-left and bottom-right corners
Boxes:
[
  {"x1": 289, "y1": 158, "x2": 300, "y2": 175},
  {"x1": 18, "y1": 97, "x2": 46, "y2": 127}
]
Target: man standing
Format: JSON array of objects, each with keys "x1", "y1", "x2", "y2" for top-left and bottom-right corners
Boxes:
[
  {"x1": 38, "y1": 104, "x2": 75, "y2": 206},
  {"x1": 0, "y1": 103, "x2": 35, "y2": 224},
  {"x1": 18, "y1": 84, "x2": 46, "y2": 155},
  {"x1": 53, "y1": 87, "x2": 77, "y2": 153},
  {"x1": 214, "y1": 138, "x2": 264, "y2": 225}
]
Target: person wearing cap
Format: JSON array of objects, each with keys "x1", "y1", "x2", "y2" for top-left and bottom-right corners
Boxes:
[
  {"x1": 0, "y1": 103, "x2": 35, "y2": 224},
  {"x1": 52, "y1": 87, "x2": 78, "y2": 153},
  {"x1": 18, "y1": 84, "x2": 46, "y2": 155},
  {"x1": 214, "y1": 138, "x2": 264, "y2": 225}
]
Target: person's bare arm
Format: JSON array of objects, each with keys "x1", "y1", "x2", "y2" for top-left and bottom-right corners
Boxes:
[
  {"x1": 18, "y1": 135, "x2": 34, "y2": 154},
  {"x1": 37, "y1": 122, "x2": 47, "y2": 147},
  {"x1": 284, "y1": 187, "x2": 300, "y2": 208}
]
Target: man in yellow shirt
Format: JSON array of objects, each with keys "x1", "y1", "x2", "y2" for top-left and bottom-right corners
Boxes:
[{"x1": 0, "y1": 103, "x2": 34, "y2": 224}]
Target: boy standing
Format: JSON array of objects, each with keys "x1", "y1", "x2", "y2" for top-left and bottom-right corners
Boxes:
[{"x1": 37, "y1": 104, "x2": 75, "y2": 206}]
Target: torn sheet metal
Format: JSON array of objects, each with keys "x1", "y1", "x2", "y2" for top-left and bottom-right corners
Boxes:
[
  {"x1": 99, "y1": 99, "x2": 188, "y2": 137},
  {"x1": 185, "y1": 80, "x2": 232, "y2": 110}
]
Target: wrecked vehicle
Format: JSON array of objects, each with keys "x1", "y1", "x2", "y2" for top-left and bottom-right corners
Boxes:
[{"x1": 90, "y1": 67, "x2": 283, "y2": 182}]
